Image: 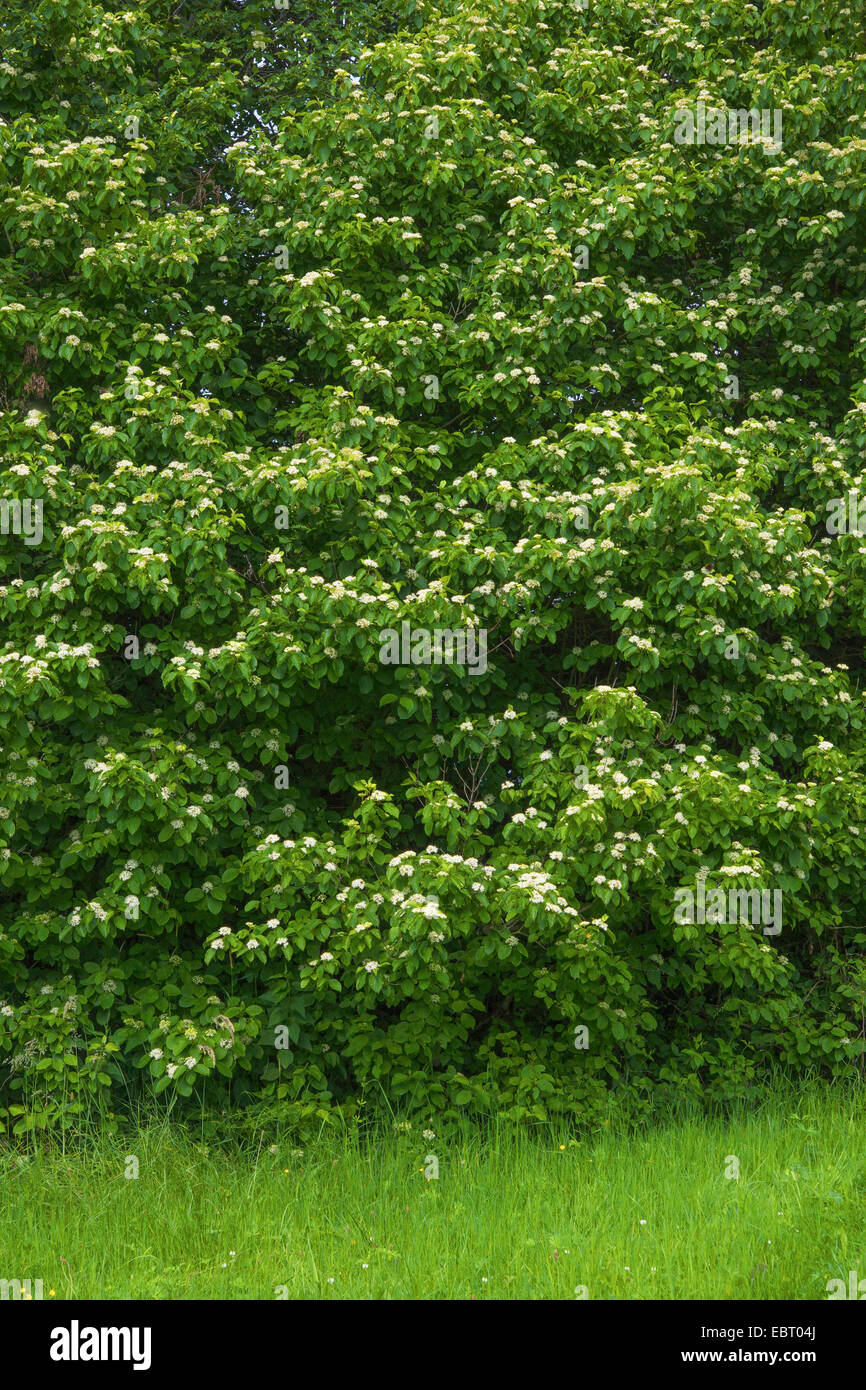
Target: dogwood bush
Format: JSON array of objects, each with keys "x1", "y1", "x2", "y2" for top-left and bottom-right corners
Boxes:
[{"x1": 2, "y1": 0, "x2": 866, "y2": 1133}]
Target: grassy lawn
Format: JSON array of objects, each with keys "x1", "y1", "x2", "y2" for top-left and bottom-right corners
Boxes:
[{"x1": 1, "y1": 1084, "x2": 864, "y2": 1300}]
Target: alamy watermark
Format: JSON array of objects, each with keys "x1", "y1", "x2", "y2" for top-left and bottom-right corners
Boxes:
[
  {"x1": 673, "y1": 101, "x2": 782, "y2": 152},
  {"x1": 1, "y1": 1277, "x2": 43, "y2": 1300},
  {"x1": 379, "y1": 622, "x2": 487, "y2": 675},
  {"x1": 673, "y1": 878, "x2": 782, "y2": 935},
  {"x1": 0, "y1": 498, "x2": 42, "y2": 546},
  {"x1": 50, "y1": 1321, "x2": 152, "y2": 1371},
  {"x1": 826, "y1": 491, "x2": 866, "y2": 536},
  {"x1": 827, "y1": 1271, "x2": 866, "y2": 1300}
]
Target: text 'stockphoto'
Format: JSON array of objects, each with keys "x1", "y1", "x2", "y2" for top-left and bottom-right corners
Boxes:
[{"x1": 0, "y1": 0, "x2": 864, "y2": 1361}]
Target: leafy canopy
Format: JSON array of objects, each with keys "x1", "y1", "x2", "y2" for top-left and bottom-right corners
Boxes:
[{"x1": 1, "y1": 0, "x2": 866, "y2": 1132}]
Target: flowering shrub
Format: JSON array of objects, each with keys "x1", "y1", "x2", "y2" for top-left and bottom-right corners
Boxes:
[{"x1": 1, "y1": 0, "x2": 866, "y2": 1134}]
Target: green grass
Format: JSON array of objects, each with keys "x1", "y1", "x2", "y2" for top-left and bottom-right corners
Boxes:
[{"x1": 1, "y1": 1084, "x2": 864, "y2": 1299}]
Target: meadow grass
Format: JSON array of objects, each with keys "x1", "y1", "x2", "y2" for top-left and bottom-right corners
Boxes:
[{"x1": 1, "y1": 1082, "x2": 864, "y2": 1300}]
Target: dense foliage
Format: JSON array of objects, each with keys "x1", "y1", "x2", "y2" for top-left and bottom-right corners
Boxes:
[{"x1": 2, "y1": 0, "x2": 866, "y2": 1135}]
